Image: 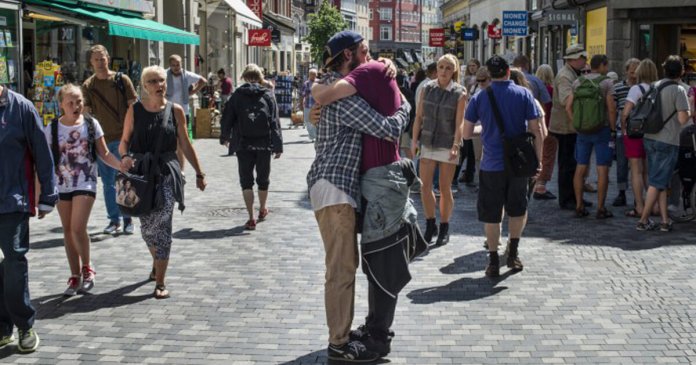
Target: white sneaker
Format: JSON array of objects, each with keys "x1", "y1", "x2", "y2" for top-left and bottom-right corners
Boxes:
[
  {"x1": 81, "y1": 266, "x2": 95, "y2": 292},
  {"x1": 64, "y1": 276, "x2": 81, "y2": 296}
]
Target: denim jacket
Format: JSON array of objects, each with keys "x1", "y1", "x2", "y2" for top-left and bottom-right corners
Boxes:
[{"x1": 360, "y1": 159, "x2": 421, "y2": 243}]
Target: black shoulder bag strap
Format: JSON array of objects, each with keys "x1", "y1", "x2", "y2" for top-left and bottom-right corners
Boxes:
[{"x1": 486, "y1": 87, "x2": 507, "y2": 139}]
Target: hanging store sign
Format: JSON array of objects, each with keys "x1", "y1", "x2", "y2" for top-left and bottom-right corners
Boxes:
[
  {"x1": 502, "y1": 11, "x2": 528, "y2": 37},
  {"x1": 487, "y1": 23, "x2": 502, "y2": 39},
  {"x1": 247, "y1": 0, "x2": 263, "y2": 20},
  {"x1": 547, "y1": 10, "x2": 578, "y2": 26},
  {"x1": 429, "y1": 28, "x2": 445, "y2": 47},
  {"x1": 461, "y1": 28, "x2": 478, "y2": 41},
  {"x1": 248, "y1": 29, "x2": 271, "y2": 46}
]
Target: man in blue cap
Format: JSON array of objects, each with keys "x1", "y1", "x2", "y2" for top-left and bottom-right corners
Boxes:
[{"x1": 306, "y1": 30, "x2": 411, "y2": 362}]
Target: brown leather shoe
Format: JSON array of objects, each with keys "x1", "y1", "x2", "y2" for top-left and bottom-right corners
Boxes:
[
  {"x1": 507, "y1": 255, "x2": 524, "y2": 271},
  {"x1": 485, "y1": 263, "x2": 500, "y2": 278}
]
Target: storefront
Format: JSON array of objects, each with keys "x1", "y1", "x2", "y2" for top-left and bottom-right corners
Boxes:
[
  {"x1": 262, "y1": 13, "x2": 296, "y2": 75},
  {"x1": 0, "y1": 1, "x2": 22, "y2": 93},
  {"x1": 22, "y1": 0, "x2": 199, "y2": 123}
]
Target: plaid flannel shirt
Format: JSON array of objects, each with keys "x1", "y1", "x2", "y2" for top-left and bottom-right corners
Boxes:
[{"x1": 306, "y1": 72, "x2": 411, "y2": 206}]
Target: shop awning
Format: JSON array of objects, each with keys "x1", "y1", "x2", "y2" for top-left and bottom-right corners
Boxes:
[
  {"x1": 28, "y1": 0, "x2": 200, "y2": 45},
  {"x1": 223, "y1": 0, "x2": 262, "y2": 28},
  {"x1": 395, "y1": 58, "x2": 409, "y2": 68},
  {"x1": 263, "y1": 13, "x2": 296, "y2": 34}
]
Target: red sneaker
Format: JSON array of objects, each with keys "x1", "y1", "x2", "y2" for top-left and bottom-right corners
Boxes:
[
  {"x1": 244, "y1": 219, "x2": 257, "y2": 230},
  {"x1": 258, "y1": 208, "x2": 269, "y2": 221}
]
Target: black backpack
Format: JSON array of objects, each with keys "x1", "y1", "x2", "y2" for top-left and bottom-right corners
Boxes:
[
  {"x1": 50, "y1": 116, "x2": 97, "y2": 170},
  {"x1": 626, "y1": 80, "x2": 678, "y2": 138},
  {"x1": 239, "y1": 93, "x2": 272, "y2": 139}
]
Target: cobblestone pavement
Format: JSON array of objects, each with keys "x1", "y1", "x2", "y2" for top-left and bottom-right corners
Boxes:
[{"x1": 3, "y1": 120, "x2": 696, "y2": 364}]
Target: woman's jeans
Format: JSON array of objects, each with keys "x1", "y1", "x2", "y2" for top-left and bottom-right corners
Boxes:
[{"x1": 97, "y1": 140, "x2": 130, "y2": 224}]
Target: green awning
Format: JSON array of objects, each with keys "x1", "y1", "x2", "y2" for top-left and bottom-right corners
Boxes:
[{"x1": 28, "y1": 0, "x2": 200, "y2": 45}]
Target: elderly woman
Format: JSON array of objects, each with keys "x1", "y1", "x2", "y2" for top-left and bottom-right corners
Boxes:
[
  {"x1": 119, "y1": 65, "x2": 207, "y2": 299},
  {"x1": 411, "y1": 54, "x2": 468, "y2": 246}
]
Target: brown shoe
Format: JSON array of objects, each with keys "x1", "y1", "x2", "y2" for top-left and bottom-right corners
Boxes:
[
  {"x1": 485, "y1": 263, "x2": 500, "y2": 278},
  {"x1": 507, "y1": 255, "x2": 524, "y2": 271}
]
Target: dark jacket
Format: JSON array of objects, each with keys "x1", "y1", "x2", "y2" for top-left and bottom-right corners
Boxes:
[
  {"x1": 0, "y1": 88, "x2": 57, "y2": 215},
  {"x1": 220, "y1": 82, "x2": 283, "y2": 154}
]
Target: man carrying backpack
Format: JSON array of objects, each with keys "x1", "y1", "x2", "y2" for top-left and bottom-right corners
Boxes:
[
  {"x1": 82, "y1": 44, "x2": 138, "y2": 235},
  {"x1": 635, "y1": 56, "x2": 691, "y2": 232},
  {"x1": 565, "y1": 54, "x2": 615, "y2": 218},
  {"x1": 219, "y1": 63, "x2": 282, "y2": 231}
]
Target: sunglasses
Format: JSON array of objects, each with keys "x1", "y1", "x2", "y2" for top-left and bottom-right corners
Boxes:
[
  {"x1": 581, "y1": 69, "x2": 591, "y2": 74},
  {"x1": 476, "y1": 79, "x2": 487, "y2": 82}
]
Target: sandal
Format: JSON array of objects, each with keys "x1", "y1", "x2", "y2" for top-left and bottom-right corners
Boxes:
[
  {"x1": 154, "y1": 284, "x2": 170, "y2": 299},
  {"x1": 575, "y1": 207, "x2": 590, "y2": 218},
  {"x1": 596, "y1": 208, "x2": 614, "y2": 219},
  {"x1": 148, "y1": 267, "x2": 156, "y2": 282},
  {"x1": 625, "y1": 209, "x2": 640, "y2": 218}
]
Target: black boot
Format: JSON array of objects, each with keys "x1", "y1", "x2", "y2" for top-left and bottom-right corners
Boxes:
[
  {"x1": 424, "y1": 218, "x2": 438, "y2": 244},
  {"x1": 486, "y1": 251, "x2": 500, "y2": 278},
  {"x1": 506, "y1": 239, "x2": 524, "y2": 271},
  {"x1": 435, "y1": 222, "x2": 449, "y2": 246}
]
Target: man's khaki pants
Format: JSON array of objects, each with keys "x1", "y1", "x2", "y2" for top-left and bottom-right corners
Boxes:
[{"x1": 315, "y1": 204, "x2": 359, "y2": 346}]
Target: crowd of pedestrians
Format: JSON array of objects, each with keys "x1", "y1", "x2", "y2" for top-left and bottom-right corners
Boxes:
[{"x1": 1, "y1": 28, "x2": 694, "y2": 360}]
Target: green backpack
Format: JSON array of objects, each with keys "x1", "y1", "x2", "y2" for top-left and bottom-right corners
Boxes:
[{"x1": 572, "y1": 75, "x2": 608, "y2": 133}]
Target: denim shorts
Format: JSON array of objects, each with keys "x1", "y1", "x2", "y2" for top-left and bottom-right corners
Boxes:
[
  {"x1": 644, "y1": 138, "x2": 679, "y2": 190},
  {"x1": 575, "y1": 127, "x2": 612, "y2": 166}
]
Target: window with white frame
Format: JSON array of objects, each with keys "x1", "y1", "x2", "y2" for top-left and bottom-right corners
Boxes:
[
  {"x1": 381, "y1": 25, "x2": 392, "y2": 40},
  {"x1": 380, "y1": 8, "x2": 392, "y2": 21}
]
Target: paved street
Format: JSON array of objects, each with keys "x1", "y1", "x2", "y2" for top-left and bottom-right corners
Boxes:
[{"x1": 3, "y1": 120, "x2": 696, "y2": 364}]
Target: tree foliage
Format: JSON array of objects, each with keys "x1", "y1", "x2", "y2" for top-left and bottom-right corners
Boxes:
[{"x1": 304, "y1": 2, "x2": 348, "y2": 66}]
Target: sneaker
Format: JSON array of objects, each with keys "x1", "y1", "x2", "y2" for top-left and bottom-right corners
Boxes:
[
  {"x1": 660, "y1": 221, "x2": 673, "y2": 232},
  {"x1": 327, "y1": 341, "x2": 379, "y2": 363},
  {"x1": 17, "y1": 328, "x2": 39, "y2": 353},
  {"x1": 64, "y1": 275, "x2": 81, "y2": 296},
  {"x1": 433, "y1": 188, "x2": 441, "y2": 197},
  {"x1": 612, "y1": 194, "x2": 627, "y2": 207},
  {"x1": 349, "y1": 324, "x2": 370, "y2": 342},
  {"x1": 103, "y1": 222, "x2": 121, "y2": 235},
  {"x1": 258, "y1": 208, "x2": 269, "y2": 222},
  {"x1": 636, "y1": 220, "x2": 657, "y2": 231},
  {"x1": 244, "y1": 219, "x2": 256, "y2": 230},
  {"x1": 81, "y1": 266, "x2": 95, "y2": 292},
  {"x1": 123, "y1": 221, "x2": 135, "y2": 235},
  {"x1": 0, "y1": 334, "x2": 14, "y2": 348},
  {"x1": 451, "y1": 184, "x2": 459, "y2": 194},
  {"x1": 363, "y1": 335, "x2": 391, "y2": 358}
]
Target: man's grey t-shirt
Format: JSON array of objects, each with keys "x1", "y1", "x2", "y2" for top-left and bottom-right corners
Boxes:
[{"x1": 644, "y1": 80, "x2": 690, "y2": 146}]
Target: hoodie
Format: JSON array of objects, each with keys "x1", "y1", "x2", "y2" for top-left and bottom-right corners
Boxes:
[{"x1": 219, "y1": 82, "x2": 283, "y2": 154}]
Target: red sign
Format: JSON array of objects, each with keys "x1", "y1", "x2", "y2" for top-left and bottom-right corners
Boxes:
[
  {"x1": 247, "y1": 0, "x2": 262, "y2": 20},
  {"x1": 429, "y1": 28, "x2": 445, "y2": 47},
  {"x1": 249, "y1": 29, "x2": 271, "y2": 46},
  {"x1": 487, "y1": 24, "x2": 502, "y2": 39}
]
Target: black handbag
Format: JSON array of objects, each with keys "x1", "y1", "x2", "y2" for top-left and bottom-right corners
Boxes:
[
  {"x1": 116, "y1": 102, "x2": 172, "y2": 217},
  {"x1": 487, "y1": 88, "x2": 539, "y2": 178}
]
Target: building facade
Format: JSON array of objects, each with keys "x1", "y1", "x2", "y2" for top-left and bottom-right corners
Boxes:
[
  {"x1": 369, "y1": 0, "x2": 423, "y2": 69},
  {"x1": 421, "y1": 0, "x2": 443, "y2": 64}
]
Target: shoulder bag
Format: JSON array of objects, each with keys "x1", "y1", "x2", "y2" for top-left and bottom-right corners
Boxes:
[
  {"x1": 487, "y1": 87, "x2": 539, "y2": 178},
  {"x1": 116, "y1": 102, "x2": 172, "y2": 217}
]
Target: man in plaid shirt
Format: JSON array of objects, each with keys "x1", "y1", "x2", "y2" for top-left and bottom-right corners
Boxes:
[{"x1": 306, "y1": 31, "x2": 411, "y2": 363}]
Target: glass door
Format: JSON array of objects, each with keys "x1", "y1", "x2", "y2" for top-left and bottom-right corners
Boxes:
[{"x1": 0, "y1": 2, "x2": 22, "y2": 93}]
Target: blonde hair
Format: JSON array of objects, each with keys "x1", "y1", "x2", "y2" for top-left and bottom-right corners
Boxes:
[
  {"x1": 141, "y1": 65, "x2": 167, "y2": 96},
  {"x1": 438, "y1": 54, "x2": 460, "y2": 84},
  {"x1": 510, "y1": 68, "x2": 531, "y2": 91},
  {"x1": 635, "y1": 58, "x2": 659, "y2": 84},
  {"x1": 57, "y1": 84, "x2": 82, "y2": 104},
  {"x1": 242, "y1": 63, "x2": 265, "y2": 83},
  {"x1": 535, "y1": 64, "x2": 554, "y2": 85}
]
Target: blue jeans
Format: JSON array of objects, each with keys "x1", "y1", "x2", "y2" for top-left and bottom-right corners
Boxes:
[
  {"x1": 615, "y1": 135, "x2": 629, "y2": 191},
  {"x1": 0, "y1": 213, "x2": 35, "y2": 334},
  {"x1": 304, "y1": 107, "x2": 317, "y2": 140},
  {"x1": 98, "y1": 140, "x2": 130, "y2": 224}
]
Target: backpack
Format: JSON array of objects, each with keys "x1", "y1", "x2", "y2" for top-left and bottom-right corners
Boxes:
[
  {"x1": 627, "y1": 80, "x2": 678, "y2": 138},
  {"x1": 51, "y1": 116, "x2": 97, "y2": 170},
  {"x1": 239, "y1": 93, "x2": 272, "y2": 139},
  {"x1": 572, "y1": 75, "x2": 608, "y2": 133}
]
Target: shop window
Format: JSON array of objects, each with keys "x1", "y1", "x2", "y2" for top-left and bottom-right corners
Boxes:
[
  {"x1": 0, "y1": 6, "x2": 20, "y2": 92},
  {"x1": 35, "y1": 23, "x2": 79, "y2": 83}
]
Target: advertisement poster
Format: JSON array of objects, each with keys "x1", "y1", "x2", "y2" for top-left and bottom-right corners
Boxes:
[
  {"x1": 585, "y1": 7, "x2": 607, "y2": 59},
  {"x1": 32, "y1": 61, "x2": 63, "y2": 125}
]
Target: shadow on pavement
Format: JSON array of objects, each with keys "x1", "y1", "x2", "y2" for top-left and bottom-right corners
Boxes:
[
  {"x1": 439, "y1": 250, "x2": 488, "y2": 275},
  {"x1": 278, "y1": 348, "x2": 390, "y2": 365},
  {"x1": 32, "y1": 280, "x2": 152, "y2": 320},
  {"x1": 30, "y1": 238, "x2": 64, "y2": 250},
  {"x1": 172, "y1": 227, "x2": 248, "y2": 239},
  {"x1": 406, "y1": 270, "x2": 517, "y2": 304}
]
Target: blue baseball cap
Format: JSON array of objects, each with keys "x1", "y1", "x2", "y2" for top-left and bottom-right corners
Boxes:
[{"x1": 324, "y1": 31, "x2": 363, "y2": 66}]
